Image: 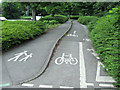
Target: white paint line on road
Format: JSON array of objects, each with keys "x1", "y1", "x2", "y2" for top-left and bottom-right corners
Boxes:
[
  {"x1": 99, "y1": 84, "x2": 114, "y2": 87},
  {"x1": 96, "y1": 61, "x2": 116, "y2": 82},
  {"x1": 96, "y1": 57, "x2": 100, "y2": 59},
  {"x1": 91, "y1": 52, "x2": 98, "y2": 57},
  {"x1": 79, "y1": 42, "x2": 87, "y2": 88},
  {"x1": 86, "y1": 83, "x2": 94, "y2": 86},
  {"x1": 39, "y1": 85, "x2": 53, "y2": 88},
  {"x1": 22, "y1": 83, "x2": 34, "y2": 87},
  {"x1": 0, "y1": 83, "x2": 10, "y2": 87},
  {"x1": 86, "y1": 39, "x2": 91, "y2": 41},
  {"x1": 60, "y1": 86, "x2": 74, "y2": 89}
]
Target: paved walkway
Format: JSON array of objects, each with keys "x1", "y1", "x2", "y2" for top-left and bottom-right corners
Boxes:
[
  {"x1": 13, "y1": 20, "x2": 116, "y2": 89},
  {"x1": 1, "y1": 20, "x2": 72, "y2": 86},
  {"x1": 1, "y1": 20, "x2": 116, "y2": 89}
]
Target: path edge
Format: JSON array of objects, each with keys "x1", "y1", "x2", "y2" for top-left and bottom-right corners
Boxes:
[{"x1": 17, "y1": 20, "x2": 73, "y2": 85}]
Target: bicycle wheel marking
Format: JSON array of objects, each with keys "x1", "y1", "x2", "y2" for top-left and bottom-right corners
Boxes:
[{"x1": 55, "y1": 53, "x2": 78, "y2": 65}]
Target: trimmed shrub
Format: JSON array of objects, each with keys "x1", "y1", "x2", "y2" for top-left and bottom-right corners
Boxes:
[
  {"x1": 90, "y1": 14, "x2": 119, "y2": 87},
  {"x1": 78, "y1": 16, "x2": 98, "y2": 25},
  {"x1": 39, "y1": 15, "x2": 68, "y2": 23},
  {"x1": 78, "y1": 7, "x2": 120, "y2": 87},
  {"x1": 20, "y1": 16, "x2": 32, "y2": 20},
  {"x1": 89, "y1": 7, "x2": 120, "y2": 87},
  {"x1": 43, "y1": 20, "x2": 59, "y2": 24},
  {"x1": 2, "y1": 21, "x2": 46, "y2": 51},
  {"x1": 70, "y1": 15, "x2": 80, "y2": 20}
]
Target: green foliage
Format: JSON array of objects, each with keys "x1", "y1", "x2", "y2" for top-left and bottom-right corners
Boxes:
[
  {"x1": 2, "y1": 2, "x2": 22, "y2": 19},
  {"x1": 78, "y1": 16, "x2": 98, "y2": 25},
  {"x1": 43, "y1": 20, "x2": 59, "y2": 25},
  {"x1": 88, "y1": 7, "x2": 120, "y2": 87},
  {"x1": 20, "y1": 16, "x2": 32, "y2": 19},
  {"x1": 92, "y1": 2, "x2": 119, "y2": 17},
  {"x1": 44, "y1": 2, "x2": 65, "y2": 16},
  {"x1": 39, "y1": 15, "x2": 68, "y2": 23},
  {"x1": 2, "y1": 21, "x2": 46, "y2": 51},
  {"x1": 70, "y1": 15, "x2": 80, "y2": 20}
]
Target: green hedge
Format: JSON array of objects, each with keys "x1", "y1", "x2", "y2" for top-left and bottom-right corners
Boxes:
[
  {"x1": 78, "y1": 16, "x2": 98, "y2": 25},
  {"x1": 2, "y1": 21, "x2": 46, "y2": 51},
  {"x1": 20, "y1": 16, "x2": 32, "y2": 19},
  {"x1": 70, "y1": 15, "x2": 80, "y2": 20},
  {"x1": 39, "y1": 15, "x2": 68, "y2": 23},
  {"x1": 89, "y1": 14, "x2": 119, "y2": 87},
  {"x1": 43, "y1": 20, "x2": 59, "y2": 25},
  {"x1": 78, "y1": 7, "x2": 120, "y2": 87}
]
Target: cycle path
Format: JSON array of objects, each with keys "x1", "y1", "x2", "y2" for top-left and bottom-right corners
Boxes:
[
  {"x1": 14, "y1": 20, "x2": 116, "y2": 89},
  {"x1": 1, "y1": 20, "x2": 72, "y2": 87}
]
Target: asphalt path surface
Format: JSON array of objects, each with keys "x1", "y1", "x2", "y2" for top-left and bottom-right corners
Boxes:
[
  {"x1": 1, "y1": 20, "x2": 116, "y2": 89},
  {"x1": 1, "y1": 20, "x2": 71, "y2": 87}
]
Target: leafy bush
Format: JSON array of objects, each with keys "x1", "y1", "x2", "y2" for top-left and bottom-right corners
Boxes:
[
  {"x1": 70, "y1": 15, "x2": 80, "y2": 20},
  {"x1": 78, "y1": 16, "x2": 98, "y2": 25},
  {"x1": 89, "y1": 7, "x2": 120, "y2": 87},
  {"x1": 43, "y1": 20, "x2": 59, "y2": 24},
  {"x1": 87, "y1": 18, "x2": 99, "y2": 32},
  {"x1": 20, "y1": 16, "x2": 32, "y2": 19},
  {"x1": 39, "y1": 15, "x2": 68, "y2": 23},
  {"x1": 2, "y1": 21, "x2": 46, "y2": 51}
]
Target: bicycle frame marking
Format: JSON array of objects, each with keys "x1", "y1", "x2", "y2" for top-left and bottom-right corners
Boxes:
[
  {"x1": 8, "y1": 51, "x2": 33, "y2": 62},
  {"x1": 55, "y1": 53, "x2": 78, "y2": 65}
]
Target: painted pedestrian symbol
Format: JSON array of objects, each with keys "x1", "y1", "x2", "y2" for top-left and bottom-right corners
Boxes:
[
  {"x1": 67, "y1": 31, "x2": 78, "y2": 37},
  {"x1": 8, "y1": 51, "x2": 33, "y2": 62},
  {"x1": 55, "y1": 53, "x2": 78, "y2": 65}
]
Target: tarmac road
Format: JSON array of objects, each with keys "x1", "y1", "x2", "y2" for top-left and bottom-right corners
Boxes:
[
  {"x1": 1, "y1": 20, "x2": 116, "y2": 89},
  {"x1": 1, "y1": 20, "x2": 72, "y2": 87}
]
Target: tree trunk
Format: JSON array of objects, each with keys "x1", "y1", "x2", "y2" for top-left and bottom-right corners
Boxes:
[
  {"x1": 32, "y1": 7, "x2": 36, "y2": 21},
  {"x1": 26, "y1": 6, "x2": 30, "y2": 16},
  {"x1": 51, "y1": 13, "x2": 55, "y2": 17}
]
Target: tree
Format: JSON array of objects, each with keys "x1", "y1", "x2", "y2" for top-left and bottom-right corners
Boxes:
[
  {"x1": 21, "y1": 2, "x2": 40, "y2": 21},
  {"x1": 2, "y1": 2, "x2": 22, "y2": 19},
  {"x1": 44, "y1": 2, "x2": 65, "y2": 16}
]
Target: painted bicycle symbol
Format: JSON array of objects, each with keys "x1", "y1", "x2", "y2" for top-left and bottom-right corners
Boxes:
[
  {"x1": 8, "y1": 51, "x2": 33, "y2": 62},
  {"x1": 55, "y1": 53, "x2": 78, "y2": 65}
]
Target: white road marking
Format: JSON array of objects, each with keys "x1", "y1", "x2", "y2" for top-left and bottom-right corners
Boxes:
[
  {"x1": 22, "y1": 83, "x2": 34, "y2": 87},
  {"x1": 91, "y1": 52, "x2": 98, "y2": 57},
  {"x1": 55, "y1": 53, "x2": 78, "y2": 65},
  {"x1": 67, "y1": 31, "x2": 78, "y2": 37},
  {"x1": 0, "y1": 83, "x2": 10, "y2": 87},
  {"x1": 99, "y1": 84, "x2": 114, "y2": 87},
  {"x1": 96, "y1": 57, "x2": 100, "y2": 59},
  {"x1": 96, "y1": 61, "x2": 116, "y2": 82},
  {"x1": 39, "y1": 85, "x2": 53, "y2": 88},
  {"x1": 86, "y1": 39, "x2": 91, "y2": 41},
  {"x1": 87, "y1": 48, "x2": 94, "y2": 52},
  {"x1": 79, "y1": 42, "x2": 87, "y2": 88},
  {"x1": 8, "y1": 51, "x2": 33, "y2": 62},
  {"x1": 60, "y1": 86, "x2": 74, "y2": 88},
  {"x1": 86, "y1": 83, "x2": 94, "y2": 86},
  {"x1": 67, "y1": 34, "x2": 78, "y2": 37},
  {"x1": 87, "y1": 48, "x2": 100, "y2": 59}
]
